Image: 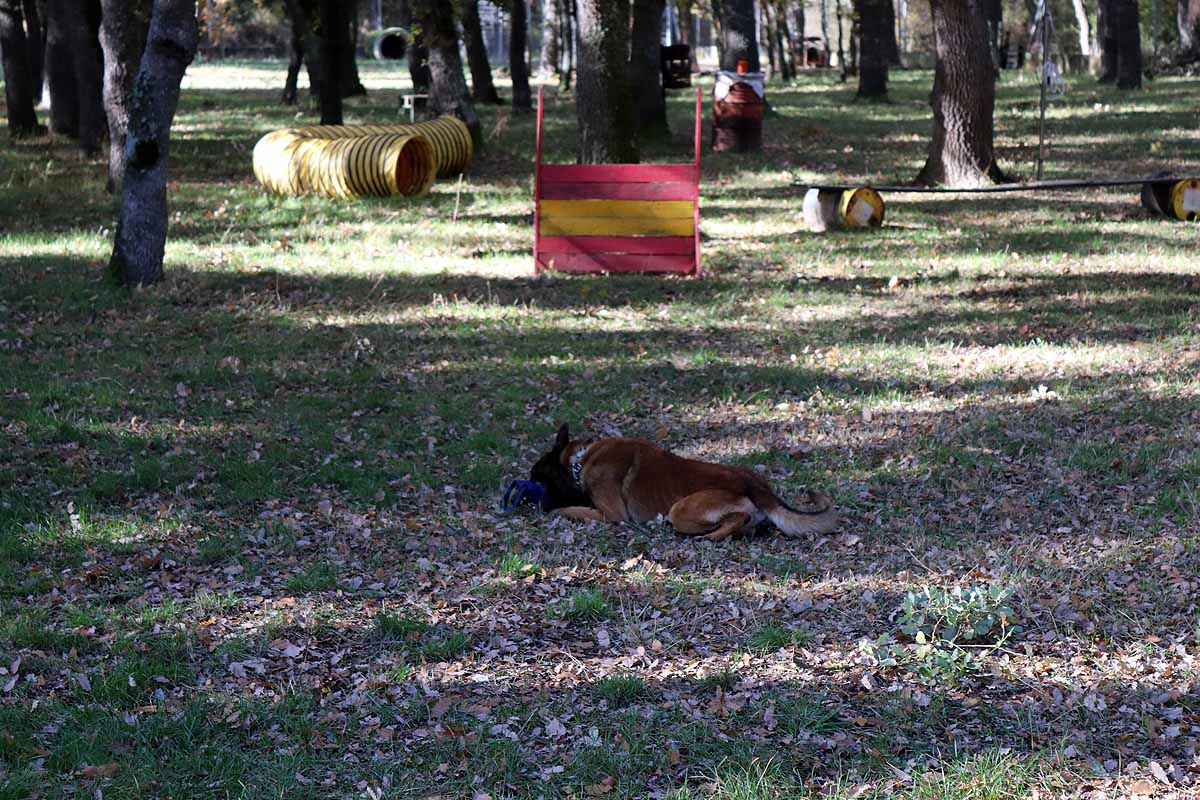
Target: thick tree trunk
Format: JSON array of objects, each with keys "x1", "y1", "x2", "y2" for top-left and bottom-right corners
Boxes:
[
  {"x1": 677, "y1": 0, "x2": 698, "y2": 71},
  {"x1": 835, "y1": 0, "x2": 846, "y2": 78},
  {"x1": 1181, "y1": 0, "x2": 1200, "y2": 58},
  {"x1": 108, "y1": 0, "x2": 197, "y2": 287},
  {"x1": 540, "y1": 0, "x2": 559, "y2": 76},
  {"x1": 761, "y1": 1, "x2": 777, "y2": 75},
  {"x1": 717, "y1": 0, "x2": 759, "y2": 70},
  {"x1": 916, "y1": 0, "x2": 1006, "y2": 187},
  {"x1": 44, "y1": 0, "x2": 78, "y2": 135},
  {"x1": 630, "y1": 0, "x2": 668, "y2": 141},
  {"x1": 510, "y1": 0, "x2": 532, "y2": 111},
  {"x1": 23, "y1": 0, "x2": 44, "y2": 100},
  {"x1": 99, "y1": 0, "x2": 150, "y2": 192},
  {"x1": 318, "y1": 0, "x2": 344, "y2": 123},
  {"x1": 412, "y1": 0, "x2": 480, "y2": 142},
  {"x1": 856, "y1": 0, "x2": 889, "y2": 97},
  {"x1": 775, "y1": 1, "x2": 796, "y2": 79},
  {"x1": 0, "y1": 0, "x2": 42, "y2": 136},
  {"x1": 821, "y1": 0, "x2": 832, "y2": 66},
  {"x1": 1098, "y1": 0, "x2": 1117, "y2": 80},
  {"x1": 462, "y1": 0, "x2": 501, "y2": 103},
  {"x1": 576, "y1": 0, "x2": 636, "y2": 162},
  {"x1": 1114, "y1": 0, "x2": 1142, "y2": 86},
  {"x1": 67, "y1": 0, "x2": 104, "y2": 156}
]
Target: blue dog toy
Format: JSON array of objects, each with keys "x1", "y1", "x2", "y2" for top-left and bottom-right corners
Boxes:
[{"x1": 502, "y1": 480, "x2": 548, "y2": 513}]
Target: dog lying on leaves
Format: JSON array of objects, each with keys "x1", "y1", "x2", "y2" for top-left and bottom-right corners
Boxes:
[{"x1": 530, "y1": 424, "x2": 839, "y2": 541}]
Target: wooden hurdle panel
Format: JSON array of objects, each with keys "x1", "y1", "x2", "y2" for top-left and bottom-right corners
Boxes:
[{"x1": 533, "y1": 87, "x2": 702, "y2": 276}]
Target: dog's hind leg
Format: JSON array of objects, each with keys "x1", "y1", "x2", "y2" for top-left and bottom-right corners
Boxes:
[{"x1": 669, "y1": 491, "x2": 757, "y2": 541}]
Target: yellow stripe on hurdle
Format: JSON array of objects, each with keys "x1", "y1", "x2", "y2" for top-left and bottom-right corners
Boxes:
[
  {"x1": 540, "y1": 217, "x2": 695, "y2": 236},
  {"x1": 540, "y1": 199, "x2": 694, "y2": 220}
]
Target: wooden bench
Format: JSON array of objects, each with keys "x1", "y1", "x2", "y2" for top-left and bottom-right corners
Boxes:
[{"x1": 533, "y1": 87, "x2": 702, "y2": 276}]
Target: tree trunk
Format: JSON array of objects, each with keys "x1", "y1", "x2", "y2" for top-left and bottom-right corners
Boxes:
[
  {"x1": 856, "y1": 0, "x2": 889, "y2": 97},
  {"x1": 575, "y1": 0, "x2": 636, "y2": 162},
  {"x1": 23, "y1": 0, "x2": 44, "y2": 100},
  {"x1": 510, "y1": 0, "x2": 532, "y2": 111},
  {"x1": 1098, "y1": 0, "x2": 1117, "y2": 80},
  {"x1": 884, "y1": 0, "x2": 900, "y2": 64},
  {"x1": 318, "y1": 0, "x2": 344, "y2": 123},
  {"x1": 462, "y1": 0, "x2": 501, "y2": 103},
  {"x1": 1181, "y1": 0, "x2": 1200, "y2": 58},
  {"x1": 281, "y1": 8, "x2": 303, "y2": 104},
  {"x1": 761, "y1": 0, "x2": 777, "y2": 76},
  {"x1": 412, "y1": 0, "x2": 480, "y2": 142},
  {"x1": 916, "y1": 0, "x2": 1006, "y2": 187},
  {"x1": 630, "y1": 0, "x2": 668, "y2": 140},
  {"x1": 981, "y1": 0, "x2": 1002, "y2": 66},
  {"x1": 108, "y1": 0, "x2": 197, "y2": 287},
  {"x1": 1114, "y1": 0, "x2": 1142, "y2": 86},
  {"x1": 776, "y1": 1, "x2": 796, "y2": 79},
  {"x1": 44, "y1": 0, "x2": 77, "y2": 135},
  {"x1": 821, "y1": 0, "x2": 832, "y2": 65},
  {"x1": 0, "y1": 0, "x2": 42, "y2": 136},
  {"x1": 540, "y1": 0, "x2": 559, "y2": 76},
  {"x1": 340, "y1": 4, "x2": 366, "y2": 97},
  {"x1": 68, "y1": 0, "x2": 104, "y2": 156},
  {"x1": 561, "y1": 0, "x2": 575, "y2": 89},
  {"x1": 99, "y1": 0, "x2": 150, "y2": 192},
  {"x1": 677, "y1": 0, "x2": 698, "y2": 70},
  {"x1": 716, "y1": 0, "x2": 759, "y2": 70},
  {"x1": 835, "y1": 0, "x2": 846, "y2": 77},
  {"x1": 1071, "y1": 0, "x2": 1091, "y2": 56}
]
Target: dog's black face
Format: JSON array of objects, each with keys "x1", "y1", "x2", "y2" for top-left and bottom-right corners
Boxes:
[{"x1": 530, "y1": 423, "x2": 591, "y2": 511}]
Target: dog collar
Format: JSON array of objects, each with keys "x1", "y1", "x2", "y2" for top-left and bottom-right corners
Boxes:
[{"x1": 569, "y1": 445, "x2": 590, "y2": 489}]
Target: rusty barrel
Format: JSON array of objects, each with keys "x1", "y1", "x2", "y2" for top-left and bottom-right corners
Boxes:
[{"x1": 712, "y1": 70, "x2": 764, "y2": 153}]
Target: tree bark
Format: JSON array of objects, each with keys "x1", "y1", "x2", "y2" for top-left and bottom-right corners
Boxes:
[
  {"x1": 99, "y1": 0, "x2": 150, "y2": 192},
  {"x1": 883, "y1": 0, "x2": 900, "y2": 65},
  {"x1": 1098, "y1": 0, "x2": 1117, "y2": 80},
  {"x1": 561, "y1": 0, "x2": 575, "y2": 89},
  {"x1": 510, "y1": 0, "x2": 532, "y2": 112},
  {"x1": 68, "y1": 0, "x2": 104, "y2": 156},
  {"x1": 108, "y1": 0, "x2": 197, "y2": 287},
  {"x1": 716, "y1": 0, "x2": 759, "y2": 70},
  {"x1": 916, "y1": 0, "x2": 1006, "y2": 187},
  {"x1": 856, "y1": 0, "x2": 889, "y2": 97},
  {"x1": 1181, "y1": 0, "x2": 1200, "y2": 59},
  {"x1": 318, "y1": 0, "x2": 343, "y2": 123},
  {"x1": 341, "y1": 3, "x2": 365, "y2": 97},
  {"x1": 575, "y1": 0, "x2": 636, "y2": 162},
  {"x1": 23, "y1": 0, "x2": 44, "y2": 100},
  {"x1": 1114, "y1": 0, "x2": 1141, "y2": 86},
  {"x1": 44, "y1": 0, "x2": 78, "y2": 135},
  {"x1": 630, "y1": 0, "x2": 668, "y2": 141},
  {"x1": 462, "y1": 0, "x2": 501, "y2": 103},
  {"x1": 281, "y1": 7, "x2": 303, "y2": 104},
  {"x1": 0, "y1": 0, "x2": 42, "y2": 136},
  {"x1": 677, "y1": 0, "x2": 698, "y2": 70},
  {"x1": 412, "y1": 0, "x2": 480, "y2": 142},
  {"x1": 1071, "y1": 0, "x2": 1091, "y2": 56},
  {"x1": 540, "y1": 0, "x2": 559, "y2": 76}
]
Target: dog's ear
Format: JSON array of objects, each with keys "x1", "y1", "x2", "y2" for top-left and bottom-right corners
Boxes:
[{"x1": 554, "y1": 423, "x2": 570, "y2": 451}]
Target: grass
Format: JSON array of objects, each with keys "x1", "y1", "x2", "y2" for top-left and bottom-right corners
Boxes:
[{"x1": 1, "y1": 58, "x2": 1198, "y2": 799}]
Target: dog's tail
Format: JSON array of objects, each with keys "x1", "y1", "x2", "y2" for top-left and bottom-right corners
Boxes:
[{"x1": 750, "y1": 485, "x2": 840, "y2": 537}]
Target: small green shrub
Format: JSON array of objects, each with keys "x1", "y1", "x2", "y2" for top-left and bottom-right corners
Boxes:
[
  {"x1": 862, "y1": 583, "x2": 1019, "y2": 686},
  {"x1": 746, "y1": 623, "x2": 810, "y2": 653}
]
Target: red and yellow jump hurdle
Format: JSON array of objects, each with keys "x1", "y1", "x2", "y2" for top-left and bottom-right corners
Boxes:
[{"x1": 533, "y1": 87, "x2": 702, "y2": 276}]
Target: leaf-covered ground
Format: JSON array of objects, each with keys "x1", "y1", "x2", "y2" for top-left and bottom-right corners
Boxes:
[{"x1": 1, "y1": 62, "x2": 1199, "y2": 800}]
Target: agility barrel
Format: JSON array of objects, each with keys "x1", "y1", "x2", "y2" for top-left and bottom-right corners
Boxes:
[{"x1": 1170, "y1": 178, "x2": 1200, "y2": 221}]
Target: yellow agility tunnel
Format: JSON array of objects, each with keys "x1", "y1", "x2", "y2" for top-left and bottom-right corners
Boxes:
[
  {"x1": 286, "y1": 117, "x2": 473, "y2": 179},
  {"x1": 253, "y1": 130, "x2": 436, "y2": 199}
]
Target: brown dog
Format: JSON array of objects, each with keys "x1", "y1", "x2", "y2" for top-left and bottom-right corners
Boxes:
[{"x1": 530, "y1": 424, "x2": 839, "y2": 541}]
